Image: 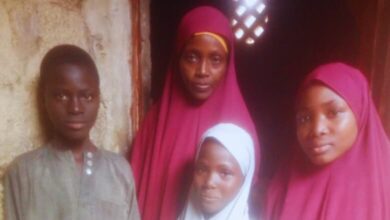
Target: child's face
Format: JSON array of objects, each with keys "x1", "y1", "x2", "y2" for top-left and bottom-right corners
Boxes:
[
  {"x1": 296, "y1": 84, "x2": 358, "y2": 165},
  {"x1": 44, "y1": 63, "x2": 100, "y2": 145},
  {"x1": 193, "y1": 138, "x2": 244, "y2": 217}
]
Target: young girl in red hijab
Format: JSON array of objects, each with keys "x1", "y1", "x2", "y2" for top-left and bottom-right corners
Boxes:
[
  {"x1": 129, "y1": 6, "x2": 260, "y2": 220},
  {"x1": 265, "y1": 62, "x2": 390, "y2": 220}
]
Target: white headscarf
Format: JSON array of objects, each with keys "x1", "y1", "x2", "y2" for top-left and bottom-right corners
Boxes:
[{"x1": 179, "y1": 123, "x2": 256, "y2": 220}]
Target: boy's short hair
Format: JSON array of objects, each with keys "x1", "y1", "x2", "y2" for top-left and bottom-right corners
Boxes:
[{"x1": 39, "y1": 44, "x2": 99, "y2": 87}]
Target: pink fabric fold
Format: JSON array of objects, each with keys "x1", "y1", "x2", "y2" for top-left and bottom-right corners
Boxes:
[
  {"x1": 265, "y1": 62, "x2": 390, "y2": 220},
  {"x1": 128, "y1": 6, "x2": 260, "y2": 220}
]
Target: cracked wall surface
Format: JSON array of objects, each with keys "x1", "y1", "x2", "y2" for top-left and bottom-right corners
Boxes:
[{"x1": 0, "y1": 0, "x2": 135, "y2": 218}]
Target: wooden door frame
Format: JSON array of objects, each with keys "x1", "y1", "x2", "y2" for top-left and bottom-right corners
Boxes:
[{"x1": 130, "y1": 0, "x2": 150, "y2": 136}]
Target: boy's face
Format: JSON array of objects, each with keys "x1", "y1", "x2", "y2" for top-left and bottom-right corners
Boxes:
[
  {"x1": 44, "y1": 63, "x2": 100, "y2": 145},
  {"x1": 193, "y1": 138, "x2": 244, "y2": 217}
]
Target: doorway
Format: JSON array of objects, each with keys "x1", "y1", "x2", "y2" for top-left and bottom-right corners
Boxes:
[{"x1": 149, "y1": 0, "x2": 360, "y2": 176}]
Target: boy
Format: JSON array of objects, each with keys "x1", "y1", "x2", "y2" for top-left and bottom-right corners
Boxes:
[{"x1": 4, "y1": 45, "x2": 139, "y2": 220}]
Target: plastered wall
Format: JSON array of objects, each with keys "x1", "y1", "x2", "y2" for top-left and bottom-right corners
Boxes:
[{"x1": 0, "y1": 0, "x2": 136, "y2": 218}]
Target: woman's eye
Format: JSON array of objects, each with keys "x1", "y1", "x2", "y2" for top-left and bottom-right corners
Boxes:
[
  {"x1": 211, "y1": 55, "x2": 222, "y2": 64},
  {"x1": 327, "y1": 109, "x2": 342, "y2": 118},
  {"x1": 184, "y1": 53, "x2": 198, "y2": 63},
  {"x1": 297, "y1": 114, "x2": 311, "y2": 124}
]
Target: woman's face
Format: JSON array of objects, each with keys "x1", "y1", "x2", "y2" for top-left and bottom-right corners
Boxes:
[
  {"x1": 296, "y1": 83, "x2": 358, "y2": 165},
  {"x1": 179, "y1": 34, "x2": 228, "y2": 101},
  {"x1": 193, "y1": 138, "x2": 244, "y2": 217},
  {"x1": 44, "y1": 63, "x2": 100, "y2": 145}
]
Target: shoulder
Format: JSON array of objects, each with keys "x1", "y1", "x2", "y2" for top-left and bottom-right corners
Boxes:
[
  {"x1": 131, "y1": 103, "x2": 159, "y2": 150},
  {"x1": 99, "y1": 149, "x2": 137, "y2": 189},
  {"x1": 99, "y1": 149, "x2": 130, "y2": 168},
  {"x1": 98, "y1": 149, "x2": 134, "y2": 181},
  {"x1": 7, "y1": 147, "x2": 47, "y2": 173},
  {"x1": 99, "y1": 148, "x2": 128, "y2": 165},
  {"x1": 141, "y1": 104, "x2": 159, "y2": 130},
  {"x1": 5, "y1": 147, "x2": 47, "y2": 184}
]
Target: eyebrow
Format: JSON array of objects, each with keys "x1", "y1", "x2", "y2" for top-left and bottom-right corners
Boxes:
[
  {"x1": 50, "y1": 86, "x2": 98, "y2": 92},
  {"x1": 183, "y1": 47, "x2": 200, "y2": 52},
  {"x1": 323, "y1": 100, "x2": 337, "y2": 106},
  {"x1": 298, "y1": 99, "x2": 339, "y2": 111}
]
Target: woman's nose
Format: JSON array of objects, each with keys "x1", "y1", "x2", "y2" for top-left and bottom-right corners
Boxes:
[
  {"x1": 196, "y1": 60, "x2": 209, "y2": 77},
  {"x1": 311, "y1": 115, "x2": 329, "y2": 137}
]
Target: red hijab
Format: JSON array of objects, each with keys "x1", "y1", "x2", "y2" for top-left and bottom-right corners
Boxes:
[
  {"x1": 264, "y1": 62, "x2": 390, "y2": 220},
  {"x1": 129, "y1": 6, "x2": 260, "y2": 220}
]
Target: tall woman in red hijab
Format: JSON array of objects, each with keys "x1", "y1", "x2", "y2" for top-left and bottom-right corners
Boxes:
[
  {"x1": 265, "y1": 63, "x2": 390, "y2": 220},
  {"x1": 129, "y1": 6, "x2": 260, "y2": 220}
]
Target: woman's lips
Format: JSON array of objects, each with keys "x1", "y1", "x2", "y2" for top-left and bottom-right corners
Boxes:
[
  {"x1": 310, "y1": 143, "x2": 332, "y2": 155},
  {"x1": 193, "y1": 83, "x2": 211, "y2": 92}
]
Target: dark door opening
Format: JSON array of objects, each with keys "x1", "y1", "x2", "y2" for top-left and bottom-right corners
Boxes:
[{"x1": 149, "y1": 0, "x2": 360, "y2": 177}]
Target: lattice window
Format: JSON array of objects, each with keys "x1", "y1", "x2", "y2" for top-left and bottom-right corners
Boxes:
[{"x1": 232, "y1": 0, "x2": 269, "y2": 45}]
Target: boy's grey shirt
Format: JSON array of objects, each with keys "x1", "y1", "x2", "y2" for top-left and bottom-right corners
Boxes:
[{"x1": 4, "y1": 143, "x2": 140, "y2": 220}]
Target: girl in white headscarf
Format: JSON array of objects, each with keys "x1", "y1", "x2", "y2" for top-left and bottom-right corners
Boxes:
[{"x1": 179, "y1": 123, "x2": 256, "y2": 220}]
